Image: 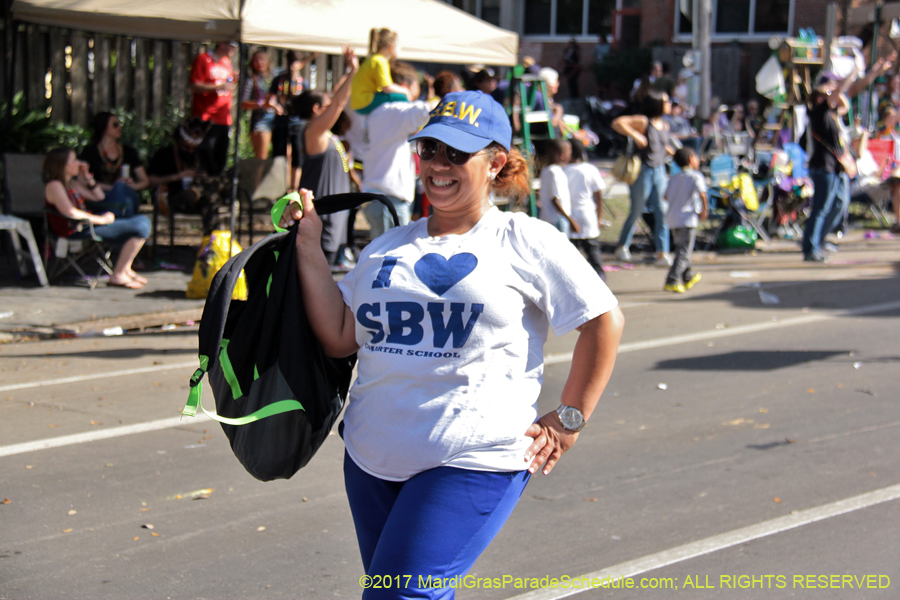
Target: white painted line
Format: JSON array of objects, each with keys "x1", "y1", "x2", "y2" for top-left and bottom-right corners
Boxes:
[
  {"x1": 4, "y1": 299, "x2": 899, "y2": 458},
  {"x1": 544, "y1": 299, "x2": 900, "y2": 365},
  {"x1": 0, "y1": 413, "x2": 211, "y2": 458},
  {"x1": 6, "y1": 300, "x2": 900, "y2": 391},
  {"x1": 0, "y1": 361, "x2": 198, "y2": 393},
  {"x1": 506, "y1": 482, "x2": 900, "y2": 600}
]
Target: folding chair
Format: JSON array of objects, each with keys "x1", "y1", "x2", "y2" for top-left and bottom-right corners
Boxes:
[
  {"x1": 696, "y1": 155, "x2": 735, "y2": 248},
  {"x1": 701, "y1": 156, "x2": 772, "y2": 249},
  {"x1": 2, "y1": 153, "x2": 52, "y2": 286},
  {"x1": 724, "y1": 132, "x2": 752, "y2": 161},
  {"x1": 43, "y1": 210, "x2": 114, "y2": 289},
  {"x1": 0, "y1": 215, "x2": 49, "y2": 286},
  {"x1": 860, "y1": 138, "x2": 895, "y2": 227}
]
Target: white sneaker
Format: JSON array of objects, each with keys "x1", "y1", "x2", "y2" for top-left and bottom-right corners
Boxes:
[
  {"x1": 655, "y1": 253, "x2": 673, "y2": 267},
  {"x1": 614, "y1": 246, "x2": 632, "y2": 262}
]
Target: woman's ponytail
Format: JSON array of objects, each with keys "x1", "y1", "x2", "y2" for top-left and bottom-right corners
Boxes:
[{"x1": 490, "y1": 145, "x2": 531, "y2": 202}]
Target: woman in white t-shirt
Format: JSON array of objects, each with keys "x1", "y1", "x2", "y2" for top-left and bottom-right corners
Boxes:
[{"x1": 289, "y1": 91, "x2": 624, "y2": 599}]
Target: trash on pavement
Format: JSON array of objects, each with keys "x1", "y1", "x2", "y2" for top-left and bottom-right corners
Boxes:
[{"x1": 759, "y1": 290, "x2": 780, "y2": 305}]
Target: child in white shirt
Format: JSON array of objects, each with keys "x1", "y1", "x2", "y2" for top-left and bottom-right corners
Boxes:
[
  {"x1": 538, "y1": 139, "x2": 579, "y2": 235},
  {"x1": 565, "y1": 138, "x2": 607, "y2": 280},
  {"x1": 663, "y1": 147, "x2": 708, "y2": 292}
]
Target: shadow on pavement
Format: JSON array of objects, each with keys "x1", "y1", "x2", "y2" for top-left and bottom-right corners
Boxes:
[
  {"x1": 1, "y1": 347, "x2": 195, "y2": 359},
  {"x1": 685, "y1": 275, "x2": 900, "y2": 314},
  {"x1": 654, "y1": 350, "x2": 848, "y2": 371}
]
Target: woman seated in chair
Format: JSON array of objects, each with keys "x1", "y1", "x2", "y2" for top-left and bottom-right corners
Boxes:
[
  {"x1": 44, "y1": 147, "x2": 151, "y2": 289},
  {"x1": 79, "y1": 111, "x2": 150, "y2": 217}
]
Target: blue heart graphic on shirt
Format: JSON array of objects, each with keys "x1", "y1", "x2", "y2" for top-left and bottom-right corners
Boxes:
[{"x1": 414, "y1": 253, "x2": 478, "y2": 296}]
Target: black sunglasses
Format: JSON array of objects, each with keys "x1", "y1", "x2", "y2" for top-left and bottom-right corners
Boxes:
[{"x1": 416, "y1": 139, "x2": 482, "y2": 166}]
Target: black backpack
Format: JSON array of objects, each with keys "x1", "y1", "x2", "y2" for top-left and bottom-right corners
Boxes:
[{"x1": 181, "y1": 193, "x2": 398, "y2": 481}]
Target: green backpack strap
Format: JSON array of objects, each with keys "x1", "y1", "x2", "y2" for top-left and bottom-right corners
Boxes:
[
  {"x1": 181, "y1": 354, "x2": 306, "y2": 425},
  {"x1": 271, "y1": 192, "x2": 302, "y2": 233},
  {"x1": 182, "y1": 354, "x2": 210, "y2": 418}
]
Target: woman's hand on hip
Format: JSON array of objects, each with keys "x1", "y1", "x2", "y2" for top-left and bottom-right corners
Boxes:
[
  {"x1": 631, "y1": 132, "x2": 648, "y2": 149},
  {"x1": 523, "y1": 412, "x2": 578, "y2": 475}
]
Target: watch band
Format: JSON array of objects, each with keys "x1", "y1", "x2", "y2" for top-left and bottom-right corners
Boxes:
[{"x1": 556, "y1": 404, "x2": 586, "y2": 432}]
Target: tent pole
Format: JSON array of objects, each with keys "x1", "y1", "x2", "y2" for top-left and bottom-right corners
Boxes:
[
  {"x1": 5, "y1": 17, "x2": 18, "y2": 141},
  {"x1": 867, "y1": 2, "x2": 883, "y2": 131},
  {"x1": 229, "y1": 41, "x2": 246, "y2": 257}
]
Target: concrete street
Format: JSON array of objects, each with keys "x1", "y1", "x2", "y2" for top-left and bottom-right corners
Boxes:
[{"x1": 1, "y1": 237, "x2": 899, "y2": 600}]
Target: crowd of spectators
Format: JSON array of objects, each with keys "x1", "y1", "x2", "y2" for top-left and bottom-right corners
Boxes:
[{"x1": 41, "y1": 31, "x2": 900, "y2": 291}]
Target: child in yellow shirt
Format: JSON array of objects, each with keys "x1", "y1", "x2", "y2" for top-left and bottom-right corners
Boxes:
[{"x1": 350, "y1": 28, "x2": 409, "y2": 115}]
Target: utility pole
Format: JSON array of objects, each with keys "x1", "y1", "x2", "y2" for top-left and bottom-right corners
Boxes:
[{"x1": 824, "y1": 2, "x2": 837, "y2": 72}]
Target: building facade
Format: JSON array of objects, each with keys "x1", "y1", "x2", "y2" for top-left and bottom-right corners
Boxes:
[{"x1": 444, "y1": 0, "x2": 884, "y2": 104}]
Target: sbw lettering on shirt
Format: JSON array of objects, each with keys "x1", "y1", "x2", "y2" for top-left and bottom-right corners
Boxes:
[
  {"x1": 359, "y1": 255, "x2": 483, "y2": 350},
  {"x1": 356, "y1": 302, "x2": 484, "y2": 349}
]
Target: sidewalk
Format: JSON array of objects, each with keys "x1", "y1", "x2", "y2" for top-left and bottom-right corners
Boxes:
[
  {"x1": 0, "y1": 244, "x2": 206, "y2": 339},
  {"x1": 3, "y1": 226, "x2": 899, "y2": 342}
]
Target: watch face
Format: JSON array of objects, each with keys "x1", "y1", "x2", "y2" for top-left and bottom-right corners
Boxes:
[{"x1": 560, "y1": 407, "x2": 584, "y2": 431}]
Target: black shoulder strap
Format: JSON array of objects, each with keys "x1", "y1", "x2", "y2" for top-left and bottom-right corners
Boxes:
[
  {"x1": 273, "y1": 192, "x2": 401, "y2": 230},
  {"x1": 313, "y1": 192, "x2": 399, "y2": 227}
]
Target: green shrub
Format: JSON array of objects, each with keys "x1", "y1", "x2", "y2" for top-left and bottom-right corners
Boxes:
[{"x1": 0, "y1": 92, "x2": 61, "y2": 154}]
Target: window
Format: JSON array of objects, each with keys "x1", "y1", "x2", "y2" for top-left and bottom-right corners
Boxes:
[
  {"x1": 458, "y1": 0, "x2": 501, "y2": 27},
  {"x1": 677, "y1": 0, "x2": 793, "y2": 37},
  {"x1": 525, "y1": 0, "x2": 553, "y2": 34},
  {"x1": 525, "y1": 0, "x2": 613, "y2": 37},
  {"x1": 481, "y1": 0, "x2": 501, "y2": 26}
]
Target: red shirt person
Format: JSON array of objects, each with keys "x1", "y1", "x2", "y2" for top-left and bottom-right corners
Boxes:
[
  {"x1": 189, "y1": 42, "x2": 237, "y2": 174},
  {"x1": 190, "y1": 42, "x2": 236, "y2": 125}
]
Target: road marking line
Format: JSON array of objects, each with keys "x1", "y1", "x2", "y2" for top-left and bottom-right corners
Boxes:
[
  {"x1": 5, "y1": 300, "x2": 899, "y2": 391},
  {"x1": 0, "y1": 414, "x2": 211, "y2": 458},
  {"x1": 4, "y1": 299, "x2": 899, "y2": 458},
  {"x1": 0, "y1": 361, "x2": 198, "y2": 393},
  {"x1": 507, "y1": 482, "x2": 900, "y2": 600},
  {"x1": 545, "y1": 299, "x2": 900, "y2": 365}
]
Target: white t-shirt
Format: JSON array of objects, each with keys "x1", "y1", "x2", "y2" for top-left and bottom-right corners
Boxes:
[
  {"x1": 360, "y1": 100, "x2": 432, "y2": 203},
  {"x1": 336, "y1": 207, "x2": 618, "y2": 481},
  {"x1": 538, "y1": 164, "x2": 571, "y2": 226},
  {"x1": 664, "y1": 170, "x2": 707, "y2": 228},
  {"x1": 564, "y1": 162, "x2": 607, "y2": 239}
]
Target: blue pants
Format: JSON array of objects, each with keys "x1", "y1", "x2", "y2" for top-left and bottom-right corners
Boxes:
[
  {"x1": 803, "y1": 169, "x2": 846, "y2": 257},
  {"x1": 618, "y1": 163, "x2": 669, "y2": 253},
  {"x1": 362, "y1": 195, "x2": 412, "y2": 240},
  {"x1": 72, "y1": 214, "x2": 151, "y2": 242},
  {"x1": 343, "y1": 452, "x2": 530, "y2": 599},
  {"x1": 86, "y1": 181, "x2": 141, "y2": 217}
]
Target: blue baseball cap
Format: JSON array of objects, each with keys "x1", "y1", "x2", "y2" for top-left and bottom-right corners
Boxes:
[{"x1": 410, "y1": 91, "x2": 512, "y2": 153}]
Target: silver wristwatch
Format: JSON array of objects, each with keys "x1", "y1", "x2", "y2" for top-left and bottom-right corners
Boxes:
[{"x1": 556, "y1": 404, "x2": 586, "y2": 432}]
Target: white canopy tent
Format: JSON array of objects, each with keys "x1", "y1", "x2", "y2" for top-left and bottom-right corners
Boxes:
[
  {"x1": 9, "y1": 0, "x2": 518, "y2": 246},
  {"x1": 11, "y1": 0, "x2": 519, "y2": 66}
]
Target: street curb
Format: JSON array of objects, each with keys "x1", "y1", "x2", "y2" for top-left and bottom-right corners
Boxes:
[{"x1": 6, "y1": 308, "x2": 205, "y2": 341}]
